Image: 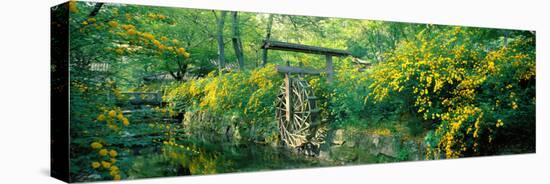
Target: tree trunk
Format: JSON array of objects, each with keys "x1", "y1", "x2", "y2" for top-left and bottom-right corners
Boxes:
[
  {"x1": 376, "y1": 29, "x2": 382, "y2": 62},
  {"x1": 231, "y1": 12, "x2": 245, "y2": 70},
  {"x1": 215, "y1": 11, "x2": 227, "y2": 72},
  {"x1": 261, "y1": 14, "x2": 274, "y2": 67},
  {"x1": 88, "y1": 3, "x2": 104, "y2": 17}
]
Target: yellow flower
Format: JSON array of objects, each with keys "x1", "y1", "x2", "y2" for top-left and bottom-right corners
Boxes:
[
  {"x1": 511, "y1": 101, "x2": 518, "y2": 109},
  {"x1": 127, "y1": 29, "x2": 137, "y2": 35},
  {"x1": 121, "y1": 24, "x2": 135, "y2": 30},
  {"x1": 157, "y1": 44, "x2": 165, "y2": 50},
  {"x1": 117, "y1": 113, "x2": 124, "y2": 120},
  {"x1": 110, "y1": 169, "x2": 119, "y2": 177},
  {"x1": 122, "y1": 118, "x2": 130, "y2": 126},
  {"x1": 177, "y1": 47, "x2": 186, "y2": 55},
  {"x1": 142, "y1": 32, "x2": 155, "y2": 40},
  {"x1": 81, "y1": 21, "x2": 88, "y2": 25},
  {"x1": 109, "y1": 150, "x2": 118, "y2": 157},
  {"x1": 97, "y1": 114, "x2": 105, "y2": 121},
  {"x1": 69, "y1": 0, "x2": 78, "y2": 13},
  {"x1": 153, "y1": 39, "x2": 161, "y2": 46},
  {"x1": 91, "y1": 162, "x2": 100, "y2": 169},
  {"x1": 161, "y1": 36, "x2": 168, "y2": 41},
  {"x1": 110, "y1": 165, "x2": 119, "y2": 171},
  {"x1": 90, "y1": 142, "x2": 103, "y2": 149},
  {"x1": 101, "y1": 161, "x2": 111, "y2": 168},
  {"x1": 172, "y1": 39, "x2": 178, "y2": 44},
  {"x1": 496, "y1": 119, "x2": 504, "y2": 127},
  {"x1": 108, "y1": 110, "x2": 117, "y2": 118},
  {"x1": 183, "y1": 52, "x2": 190, "y2": 59},
  {"x1": 487, "y1": 61, "x2": 495, "y2": 72},
  {"x1": 108, "y1": 20, "x2": 119, "y2": 28},
  {"x1": 99, "y1": 149, "x2": 108, "y2": 156},
  {"x1": 110, "y1": 158, "x2": 117, "y2": 164},
  {"x1": 113, "y1": 175, "x2": 121, "y2": 180}
]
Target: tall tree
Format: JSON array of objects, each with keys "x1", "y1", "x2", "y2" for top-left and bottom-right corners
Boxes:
[
  {"x1": 214, "y1": 11, "x2": 228, "y2": 72},
  {"x1": 231, "y1": 12, "x2": 245, "y2": 70},
  {"x1": 261, "y1": 14, "x2": 274, "y2": 67}
]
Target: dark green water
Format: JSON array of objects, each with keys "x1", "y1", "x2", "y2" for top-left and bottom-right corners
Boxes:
[{"x1": 178, "y1": 138, "x2": 336, "y2": 173}]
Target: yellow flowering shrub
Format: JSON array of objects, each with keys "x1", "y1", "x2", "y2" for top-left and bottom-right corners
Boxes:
[
  {"x1": 366, "y1": 27, "x2": 535, "y2": 158},
  {"x1": 165, "y1": 64, "x2": 282, "y2": 141},
  {"x1": 72, "y1": 6, "x2": 190, "y2": 63},
  {"x1": 96, "y1": 108, "x2": 130, "y2": 131},
  {"x1": 65, "y1": 3, "x2": 201, "y2": 181},
  {"x1": 87, "y1": 140, "x2": 123, "y2": 180}
]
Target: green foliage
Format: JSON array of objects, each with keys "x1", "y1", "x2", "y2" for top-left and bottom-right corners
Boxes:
[{"x1": 321, "y1": 60, "x2": 370, "y2": 122}]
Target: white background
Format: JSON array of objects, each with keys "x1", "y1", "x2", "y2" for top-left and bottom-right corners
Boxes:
[{"x1": 0, "y1": 0, "x2": 548, "y2": 183}]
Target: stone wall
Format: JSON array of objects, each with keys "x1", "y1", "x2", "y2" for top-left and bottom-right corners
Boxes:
[{"x1": 320, "y1": 129, "x2": 426, "y2": 164}]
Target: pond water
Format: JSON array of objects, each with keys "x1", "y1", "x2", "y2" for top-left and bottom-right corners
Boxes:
[
  {"x1": 119, "y1": 119, "x2": 411, "y2": 180},
  {"x1": 127, "y1": 134, "x2": 401, "y2": 180},
  {"x1": 124, "y1": 137, "x2": 345, "y2": 180},
  {"x1": 177, "y1": 138, "x2": 337, "y2": 173}
]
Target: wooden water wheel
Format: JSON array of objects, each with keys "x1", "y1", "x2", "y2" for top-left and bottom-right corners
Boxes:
[
  {"x1": 262, "y1": 40, "x2": 351, "y2": 150},
  {"x1": 275, "y1": 76, "x2": 319, "y2": 148}
]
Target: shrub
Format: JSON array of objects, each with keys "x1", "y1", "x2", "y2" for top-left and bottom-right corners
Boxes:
[
  {"x1": 165, "y1": 64, "x2": 282, "y2": 142},
  {"x1": 366, "y1": 27, "x2": 535, "y2": 158}
]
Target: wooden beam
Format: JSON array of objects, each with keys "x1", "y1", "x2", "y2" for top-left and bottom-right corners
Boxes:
[
  {"x1": 276, "y1": 65, "x2": 323, "y2": 75},
  {"x1": 262, "y1": 40, "x2": 351, "y2": 57}
]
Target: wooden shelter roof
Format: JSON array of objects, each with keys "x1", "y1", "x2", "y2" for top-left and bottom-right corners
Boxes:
[{"x1": 261, "y1": 40, "x2": 351, "y2": 57}]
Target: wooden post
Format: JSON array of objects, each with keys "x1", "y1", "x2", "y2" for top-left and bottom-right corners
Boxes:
[
  {"x1": 284, "y1": 74, "x2": 293, "y2": 125},
  {"x1": 326, "y1": 54, "x2": 334, "y2": 83},
  {"x1": 298, "y1": 62, "x2": 304, "y2": 78},
  {"x1": 261, "y1": 49, "x2": 268, "y2": 67}
]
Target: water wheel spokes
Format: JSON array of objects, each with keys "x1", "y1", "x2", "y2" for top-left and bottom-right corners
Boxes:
[{"x1": 276, "y1": 76, "x2": 318, "y2": 148}]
